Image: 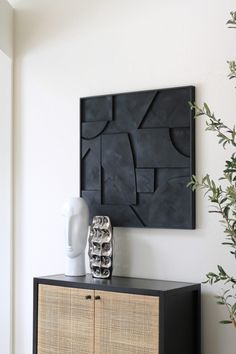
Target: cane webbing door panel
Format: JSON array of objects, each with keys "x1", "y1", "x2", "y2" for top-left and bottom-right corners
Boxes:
[
  {"x1": 37, "y1": 285, "x2": 94, "y2": 354},
  {"x1": 94, "y1": 290, "x2": 159, "y2": 354}
]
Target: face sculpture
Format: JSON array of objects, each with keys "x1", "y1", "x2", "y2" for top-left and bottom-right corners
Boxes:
[{"x1": 63, "y1": 197, "x2": 89, "y2": 259}]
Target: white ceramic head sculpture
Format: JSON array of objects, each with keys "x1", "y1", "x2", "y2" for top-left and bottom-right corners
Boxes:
[{"x1": 62, "y1": 197, "x2": 89, "y2": 276}]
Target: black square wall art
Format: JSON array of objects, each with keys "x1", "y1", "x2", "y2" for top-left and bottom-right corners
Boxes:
[{"x1": 80, "y1": 86, "x2": 195, "y2": 229}]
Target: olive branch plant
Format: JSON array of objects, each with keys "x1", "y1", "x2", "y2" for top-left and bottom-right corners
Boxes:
[{"x1": 188, "y1": 11, "x2": 236, "y2": 328}]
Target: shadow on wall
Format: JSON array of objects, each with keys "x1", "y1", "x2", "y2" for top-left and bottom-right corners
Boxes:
[
  {"x1": 15, "y1": 0, "x2": 87, "y2": 55},
  {"x1": 113, "y1": 229, "x2": 158, "y2": 277},
  {"x1": 202, "y1": 291, "x2": 236, "y2": 354},
  {"x1": 14, "y1": 0, "x2": 144, "y2": 56}
]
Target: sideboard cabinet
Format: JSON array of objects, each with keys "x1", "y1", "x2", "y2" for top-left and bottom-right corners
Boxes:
[{"x1": 33, "y1": 275, "x2": 200, "y2": 354}]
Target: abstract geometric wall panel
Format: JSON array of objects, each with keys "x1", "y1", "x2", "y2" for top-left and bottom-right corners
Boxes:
[{"x1": 80, "y1": 86, "x2": 195, "y2": 229}]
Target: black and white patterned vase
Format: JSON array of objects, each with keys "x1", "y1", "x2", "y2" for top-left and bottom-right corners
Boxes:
[{"x1": 88, "y1": 216, "x2": 113, "y2": 279}]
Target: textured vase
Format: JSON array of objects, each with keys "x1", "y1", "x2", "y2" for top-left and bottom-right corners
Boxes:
[{"x1": 88, "y1": 216, "x2": 113, "y2": 278}]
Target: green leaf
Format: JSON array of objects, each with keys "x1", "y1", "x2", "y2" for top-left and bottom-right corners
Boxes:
[
  {"x1": 204, "y1": 102, "x2": 211, "y2": 115},
  {"x1": 220, "y1": 198, "x2": 228, "y2": 204},
  {"x1": 231, "y1": 303, "x2": 236, "y2": 314},
  {"x1": 219, "y1": 320, "x2": 232, "y2": 324},
  {"x1": 217, "y1": 265, "x2": 226, "y2": 276}
]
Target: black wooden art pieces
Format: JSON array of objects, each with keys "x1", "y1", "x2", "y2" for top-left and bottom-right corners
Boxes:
[{"x1": 80, "y1": 86, "x2": 195, "y2": 229}]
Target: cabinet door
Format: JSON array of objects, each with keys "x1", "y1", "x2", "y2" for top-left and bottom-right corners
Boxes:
[
  {"x1": 37, "y1": 285, "x2": 94, "y2": 354},
  {"x1": 94, "y1": 290, "x2": 159, "y2": 354}
]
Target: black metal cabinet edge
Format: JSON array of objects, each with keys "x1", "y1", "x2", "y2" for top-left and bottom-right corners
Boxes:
[
  {"x1": 163, "y1": 288, "x2": 201, "y2": 354},
  {"x1": 159, "y1": 294, "x2": 165, "y2": 354},
  {"x1": 195, "y1": 286, "x2": 202, "y2": 354},
  {"x1": 33, "y1": 279, "x2": 38, "y2": 354},
  {"x1": 33, "y1": 274, "x2": 200, "y2": 296}
]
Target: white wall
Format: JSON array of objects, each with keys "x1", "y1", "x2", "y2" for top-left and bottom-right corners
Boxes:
[
  {"x1": 0, "y1": 1, "x2": 13, "y2": 354},
  {"x1": 0, "y1": 0, "x2": 13, "y2": 57},
  {"x1": 11, "y1": 0, "x2": 236, "y2": 353},
  {"x1": 0, "y1": 49, "x2": 12, "y2": 354}
]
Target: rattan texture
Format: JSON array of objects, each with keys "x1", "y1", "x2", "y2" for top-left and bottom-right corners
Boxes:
[
  {"x1": 94, "y1": 290, "x2": 159, "y2": 354},
  {"x1": 38, "y1": 285, "x2": 94, "y2": 354}
]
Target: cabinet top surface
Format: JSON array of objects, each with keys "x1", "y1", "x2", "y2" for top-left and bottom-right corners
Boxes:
[{"x1": 35, "y1": 274, "x2": 200, "y2": 295}]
